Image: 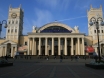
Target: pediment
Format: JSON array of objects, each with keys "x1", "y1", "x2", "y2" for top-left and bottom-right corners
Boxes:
[{"x1": 0, "y1": 40, "x2": 17, "y2": 45}]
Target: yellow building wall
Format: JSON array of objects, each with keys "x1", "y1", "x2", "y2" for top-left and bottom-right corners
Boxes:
[
  {"x1": 84, "y1": 36, "x2": 93, "y2": 46},
  {"x1": 0, "y1": 39, "x2": 7, "y2": 44},
  {"x1": 19, "y1": 35, "x2": 28, "y2": 46}
]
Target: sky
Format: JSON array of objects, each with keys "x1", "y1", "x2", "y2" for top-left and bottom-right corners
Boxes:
[{"x1": 0, "y1": 0, "x2": 104, "y2": 37}]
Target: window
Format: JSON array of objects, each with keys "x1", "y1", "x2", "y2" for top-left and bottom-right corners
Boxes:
[
  {"x1": 11, "y1": 29, "x2": 13, "y2": 33},
  {"x1": 12, "y1": 21, "x2": 14, "y2": 24},
  {"x1": 9, "y1": 21, "x2": 10, "y2": 24},
  {"x1": 102, "y1": 30, "x2": 103, "y2": 33},
  {"x1": 25, "y1": 42, "x2": 27, "y2": 45},
  {"x1": 8, "y1": 29, "x2": 10, "y2": 33},
  {"x1": 98, "y1": 30, "x2": 100, "y2": 33},
  {"x1": 84, "y1": 42, "x2": 87, "y2": 46},
  {"x1": 15, "y1": 29, "x2": 17, "y2": 33},
  {"x1": 94, "y1": 30, "x2": 96, "y2": 33}
]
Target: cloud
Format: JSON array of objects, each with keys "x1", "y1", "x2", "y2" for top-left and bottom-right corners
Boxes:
[
  {"x1": 36, "y1": 0, "x2": 71, "y2": 11},
  {"x1": 58, "y1": 16, "x2": 87, "y2": 22},
  {"x1": 74, "y1": 0, "x2": 92, "y2": 11},
  {"x1": 32, "y1": 8, "x2": 53, "y2": 27}
]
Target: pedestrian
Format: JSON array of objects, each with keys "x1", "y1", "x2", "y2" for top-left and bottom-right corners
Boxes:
[
  {"x1": 47, "y1": 55, "x2": 49, "y2": 60},
  {"x1": 94, "y1": 55, "x2": 98, "y2": 63},
  {"x1": 71, "y1": 55, "x2": 73, "y2": 61},
  {"x1": 75, "y1": 55, "x2": 78, "y2": 61},
  {"x1": 54, "y1": 56, "x2": 56, "y2": 59}
]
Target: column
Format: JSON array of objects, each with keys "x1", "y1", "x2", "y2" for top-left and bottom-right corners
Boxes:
[
  {"x1": 82, "y1": 38, "x2": 85, "y2": 55},
  {"x1": 45, "y1": 37, "x2": 48, "y2": 55},
  {"x1": 64, "y1": 37, "x2": 67, "y2": 55},
  {"x1": 39, "y1": 37, "x2": 41, "y2": 55},
  {"x1": 78, "y1": 38, "x2": 80, "y2": 55},
  {"x1": 2, "y1": 47, "x2": 4, "y2": 56},
  {"x1": 34, "y1": 39, "x2": 36, "y2": 55},
  {"x1": 5, "y1": 45, "x2": 7, "y2": 56},
  {"x1": 71, "y1": 38, "x2": 73, "y2": 55},
  {"x1": 11, "y1": 46, "x2": 13, "y2": 57},
  {"x1": 14, "y1": 46, "x2": 17, "y2": 56},
  {"x1": 28, "y1": 38, "x2": 30, "y2": 55},
  {"x1": 100, "y1": 44, "x2": 101, "y2": 55},
  {"x1": 32, "y1": 38, "x2": 34, "y2": 55},
  {"x1": 0, "y1": 47, "x2": 2, "y2": 57},
  {"x1": 58, "y1": 37, "x2": 61, "y2": 55},
  {"x1": 30, "y1": 38, "x2": 32, "y2": 55},
  {"x1": 52, "y1": 37, "x2": 54, "y2": 55}
]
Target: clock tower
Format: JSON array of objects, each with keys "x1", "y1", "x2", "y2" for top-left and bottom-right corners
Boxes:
[
  {"x1": 87, "y1": 5, "x2": 104, "y2": 41},
  {"x1": 6, "y1": 5, "x2": 24, "y2": 42}
]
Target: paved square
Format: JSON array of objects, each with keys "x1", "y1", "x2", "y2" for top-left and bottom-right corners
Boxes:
[{"x1": 0, "y1": 59, "x2": 104, "y2": 78}]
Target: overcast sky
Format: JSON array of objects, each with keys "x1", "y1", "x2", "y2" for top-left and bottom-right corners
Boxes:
[{"x1": 0, "y1": 0, "x2": 104, "y2": 37}]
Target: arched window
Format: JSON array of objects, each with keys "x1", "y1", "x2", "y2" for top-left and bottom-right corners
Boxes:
[
  {"x1": 15, "y1": 29, "x2": 17, "y2": 33},
  {"x1": 11, "y1": 29, "x2": 13, "y2": 33},
  {"x1": 8, "y1": 21, "x2": 11, "y2": 24},
  {"x1": 8, "y1": 29, "x2": 10, "y2": 33},
  {"x1": 12, "y1": 21, "x2": 14, "y2": 24}
]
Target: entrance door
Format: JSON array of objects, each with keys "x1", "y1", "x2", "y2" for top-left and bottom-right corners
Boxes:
[
  {"x1": 42, "y1": 46, "x2": 45, "y2": 56},
  {"x1": 67, "y1": 46, "x2": 71, "y2": 56},
  {"x1": 54, "y1": 46, "x2": 58, "y2": 56},
  {"x1": 7, "y1": 43, "x2": 11, "y2": 57}
]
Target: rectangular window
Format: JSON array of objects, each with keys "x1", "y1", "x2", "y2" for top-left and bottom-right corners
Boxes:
[
  {"x1": 84, "y1": 42, "x2": 87, "y2": 46},
  {"x1": 25, "y1": 42, "x2": 27, "y2": 45},
  {"x1": 8, "y1": 29, "x2": 10, "y2": 33},
  {"x1": 12, "y1": 21, "x2": 14, "y2": 24},
  {"x1": 9, "y1": 21, "x2": 10, "y2": 24},
  {"x1": 98, "y1": 30, "x2": 100, "y2": 33},
  {"x1": 94, "y1": 30, "x2": 96, "y2": 33},
  {"x1": 102, "y1": 30, "x2": 103, "y2": 33},
  {"x1": 11, "y1": 29, "x2": 13, "y2": 33},
  {"x1": 15, "y1": 29, "x2": 17, "y2": 33}
]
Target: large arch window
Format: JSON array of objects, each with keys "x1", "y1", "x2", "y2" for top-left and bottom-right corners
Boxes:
[{"x1": 40, "y1": 26, "x2": 72, "y2": 33}]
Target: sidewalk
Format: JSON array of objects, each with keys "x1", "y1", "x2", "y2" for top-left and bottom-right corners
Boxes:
[{"x1": 0, "y1": 59, "x2": 104, "y2": 78}]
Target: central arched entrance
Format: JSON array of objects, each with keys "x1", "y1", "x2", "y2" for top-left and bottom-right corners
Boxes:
[{"x1": 7, "y1": 43, "x2": 11, "y2": 57}]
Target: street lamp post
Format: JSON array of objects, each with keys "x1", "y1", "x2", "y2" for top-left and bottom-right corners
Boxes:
[
  {"x1": 0, "y1": 20, "x2": 8, "y2": 38},
  {"x1": 89, "y1": 16, "x2": 104, "y2": 62}
]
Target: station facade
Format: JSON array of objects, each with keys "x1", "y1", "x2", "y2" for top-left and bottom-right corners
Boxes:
[{"x1": 0, "y1": 5, "x2": 104, "y2": 57}]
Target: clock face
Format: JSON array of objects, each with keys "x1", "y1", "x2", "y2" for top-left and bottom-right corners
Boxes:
[{"x1": 11, "y1": 13, "x2": 17, "y2": 18}]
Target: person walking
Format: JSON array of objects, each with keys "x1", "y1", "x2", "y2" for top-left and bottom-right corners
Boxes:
[
  {"x1": 71, "y1": 55, "x2": 73, "y2": 61},
  {"x1": 75, "y1": 55, "x2": 78, "y2": 61},
  {"x1": 46, "y1": 55, "x2": 49, "y2": 60}
]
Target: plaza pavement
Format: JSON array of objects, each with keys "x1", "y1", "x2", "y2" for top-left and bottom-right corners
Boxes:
[{"x1": 0, "y1": 58, "x2": 104, "y2": 78}]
